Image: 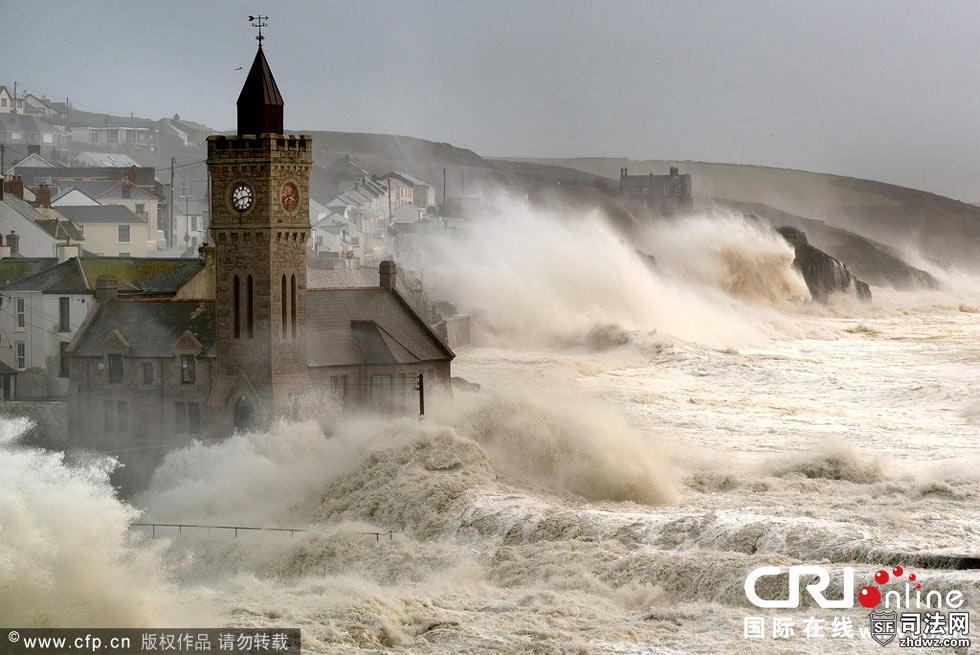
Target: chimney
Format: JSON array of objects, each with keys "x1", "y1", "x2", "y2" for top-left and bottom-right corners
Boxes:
[
  {"x1": 379, "y1": 259, "x2": 396, "y2": 292},
  {"x1": 121, "y1": 181, "x2": 131, "y2": 199},
  {"x1": 125, "y1": 165, "x2": 138, "y2": 185},
  {"x1": 36, "y1": 184, "x2": 51, "y2": 208},
  {"x1": 95, "y1": 276, "x2": 119, "y2": 302},
  {"x1": 7, "y1": 230, "x2": 20, "y2": 256},
  {"x1": 57, "y1": 242, "x2": 80, "y2": 263},
  {"x1": 670, "y1": 166, "x2": 679, "y2": 176},
  {"x1": 7, "y1": 175, "x2": 24, "y2": 200},
  {"x1": 0, "y1": 235, "x2": 10, "y2": 259},
  {"x1": 198, "y1": 243, "x2": 216, "y2": 265},
  {"x1": 27, "y1": 145, "x2": 40, "y2": 156}
]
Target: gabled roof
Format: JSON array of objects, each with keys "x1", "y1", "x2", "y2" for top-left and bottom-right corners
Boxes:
[
  {"x1": 54, "y1": 205, "x2": 145, "y2": 225},
  {"x1": 237, "y1": 46, "x2": 284, "y2": 136},
  {"x1": 0, "y1": 257, "x2": 204, "y2": 294},
  {"x1": 0, "y1": 258, "x2": 59, "y2": 287},
  {"x1": 15, "y1": 166, "x2": 156, "y2": 187},
  {"x1": 5, "y1": 152, "x2": 56, "y2": 175},
  {"x1": 73, "y1": 152, "x2": 140, "y2": 168},
  {"x1": 51, "y1": 187, "x2": 100, "y2": 205},
  {"x1": 306, "y1": 287, "x2": 453, "y2": 367},
  {"x1": 0, "y1": 114, "x2": 62, "y2": 135},
  {"x1": 350, "y1": 321, "x2": 420, "y2": 365},
  {"x1": 71, "y1": 300, "x2": 216, "y2": 358},
  {"x1": 323, "y1": 155, "x2": 369, "y2": 179},
  {"x1": 35, "y1": 219, "x2": 85, "y2": 242},
  {"x1": 306, "y1": 267, "x2": 378, "y2": 289},
  {"x1": 58, "y1": 180, "x2": 156, "y2": 202},
  {"x1": 382, "y1": 171, "x2": 430, "y2": 187}
]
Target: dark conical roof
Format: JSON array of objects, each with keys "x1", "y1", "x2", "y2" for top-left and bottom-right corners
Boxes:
[{"x1": 236, "y1": 46, "x2": 284, "y2": 136}]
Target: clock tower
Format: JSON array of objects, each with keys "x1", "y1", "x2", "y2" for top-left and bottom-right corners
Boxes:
[{"x1": 207, "y1": 41, "x2": 312, "y2": 431}]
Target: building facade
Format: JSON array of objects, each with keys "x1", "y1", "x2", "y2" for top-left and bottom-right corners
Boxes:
[{"x1": 619, "y1": 166, "x2": 693, "y2": 213}]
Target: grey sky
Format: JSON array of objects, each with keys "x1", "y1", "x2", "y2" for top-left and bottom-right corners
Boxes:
[{"x1": 4, "y1": 0, "x2": 980, "y2": 200}]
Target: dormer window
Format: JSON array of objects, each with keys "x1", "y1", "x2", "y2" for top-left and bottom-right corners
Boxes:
[
  {"x1": 181, "y1": 355, "x2": 196, "y2": 384},
  {"x1": 108, "y1": 353, "x2": 124, "y2": 383}
]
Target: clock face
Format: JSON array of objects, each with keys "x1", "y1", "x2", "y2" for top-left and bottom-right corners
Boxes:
[
  {"x1": 280, "y1": 182, "x2": 299, "y2": 213},
  {"x1": 231, "y1": 183, "x2": 254, "y2": 212}
]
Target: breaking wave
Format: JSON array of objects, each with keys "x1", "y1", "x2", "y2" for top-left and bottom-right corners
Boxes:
[
  {"x1": 425, "y1": 199, "x2": 807, "y2": 348},
  {"x1": 0, "y1": 418, "x2": 194, "y2": 627}
]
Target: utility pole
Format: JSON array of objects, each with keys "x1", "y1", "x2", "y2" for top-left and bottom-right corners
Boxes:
[
  {"x1": 169, "y1": 157, "x2": 175, "y2": 247},
  {"x1": 1, "y1": 144, "x2": 5, "y2": 201},
  {"x1": 442, "y1": 167, "x2": 446, "y2": 214},
  {"x1": 387, "y1": 177, "x2": 393, "y2": 220},
  {"x1": 183, "y1": 172, "x2": 190, "y2": 250},
  {"x1": 416, "y1": 371, "x2": 424, "y2": 420}
]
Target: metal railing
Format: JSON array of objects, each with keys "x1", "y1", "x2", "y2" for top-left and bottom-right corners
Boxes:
[{"x1": 131, "y1": 522, "x2": 396, "y2": 542}]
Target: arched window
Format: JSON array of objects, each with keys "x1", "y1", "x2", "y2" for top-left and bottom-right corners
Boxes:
[
  {"x1": 290, "y1": 274, "x2": 297, "y2": 339},
  {"x1": 246, "y1": 274, "x2": 254, "y2": 338},
  {"x1": 281, "y1": 274, "x2": 288, "y2": 338},
  {"x1": 232, "y1": 275, "x2": 241, "y2": 338}
]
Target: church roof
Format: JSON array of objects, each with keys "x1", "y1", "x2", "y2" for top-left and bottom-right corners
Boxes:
[
  {"x1": 237, "y1": 46, "x2": 284, "y2": 136},
  {"x1": 305, "y1": 287, "x2": 454, "y2": 367},
  {"x1": 71, "y1": 300, "x2": 216, "y2": 358}
]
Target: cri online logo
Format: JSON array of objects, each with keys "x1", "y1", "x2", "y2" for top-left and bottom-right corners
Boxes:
[{"x1": 745, "y1": 565, "x2": 965, "y2": 610}]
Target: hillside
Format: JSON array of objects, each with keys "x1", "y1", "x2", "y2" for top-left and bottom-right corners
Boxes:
[{"x1": 505, "y1": 157, "x2": 980, "y2": 271}]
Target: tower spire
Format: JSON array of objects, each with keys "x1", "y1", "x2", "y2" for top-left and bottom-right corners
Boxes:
[{"x1": 236, "y1": 23, "x2": 284, "y2": 136}]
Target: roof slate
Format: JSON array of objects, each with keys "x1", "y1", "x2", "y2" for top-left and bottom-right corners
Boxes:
[
  {"x1": 306, "y1": 288, "x2": 453, "y2": 367},
  {"x1": 55, "y1": 205, "x2": 145, "y2": 225},
  {"x1": 72, "y1": 300, "x2": 216, "y2": 358},
  {"x1": 0, "y1": 257, "x2": 204, "y2": 294}
]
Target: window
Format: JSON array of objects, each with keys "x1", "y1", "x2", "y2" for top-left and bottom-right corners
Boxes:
[
  {"x1": 175, "y1": 402, "x2": 202, "y2": 434},
  {"x1": 108, "y1": 353, "x2": 124, "y2": 383},
  {"x1": 330, "y1": 375, "x2": 349, "y2": 402},
  {"x1": 246, "y1": 275, "x2": 254, "y2": 338},
  {"x1": 118, "y1": 225, "x2": 131, "y2": 243},
  {"x1": 104, "y1": 401, "x2": 129, "y2": 432},
  {"x1": 15, "y1": 298, "x2": 25, "y2": 329},
  {"x1": 142, "y1": 362, "x2": 153, "y2": 384},
  {"x1": 190, "y1": 216, "x2": 197, "y2": 231},
  {"x1": 59, "y1": 342, "x2": 69, "y2": 378},
  {"x1": 15, "y1": 341, "x2": 25, "y2": 370},
  {"x1": 370, "y1": 375, "x2": 392, "y2": 410},
  {"x1": 233, "y1": 275, "x2": 241, "y2": 338},
  {"x1": 290, "y1": 274, "x2": 297, "y2": 338},
  {"x1": 58, "y1": 297, "x2": 70, "y2": 332},
  {"x1": 181, "y1": 355, "x2": 196, "y2": 384},
  {"x1": 281, "y1": 275, "x2": 288, "y2": 338},
  {"x1": 135, "y1": 202, "x2": 145, "y2": 215},
  {"x1": 0, "y1": 99, "x2": 6, "y2": 107},
  {"x1": 118, "y1": 252, "x2": 130, "y2": 258}
]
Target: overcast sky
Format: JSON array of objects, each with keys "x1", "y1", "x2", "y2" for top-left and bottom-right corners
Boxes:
[{"x1": 4, "y1": 0, "x2": 980, "y2": 200}]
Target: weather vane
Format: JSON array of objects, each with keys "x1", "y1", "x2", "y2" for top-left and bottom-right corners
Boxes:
[{"x1": 248, "y1": 15, "x2": 268, "y2": 46}]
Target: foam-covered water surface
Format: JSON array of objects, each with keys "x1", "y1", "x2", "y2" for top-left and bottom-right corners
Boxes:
[{"x1": 4, "y1": 203, "x2": 980, "y2": 652}]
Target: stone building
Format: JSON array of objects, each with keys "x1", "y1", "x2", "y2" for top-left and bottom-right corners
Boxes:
[
  {"x1": 65, "y1": 42, "x2": 453, "y2": 488},
  {"x1": 619, "y1": 166, "x2": 693, "y2": 213}
]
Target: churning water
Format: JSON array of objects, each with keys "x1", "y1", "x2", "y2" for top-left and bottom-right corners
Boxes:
[{"x1": 2, "y1": 206, "x2": 979, "y2": 653}]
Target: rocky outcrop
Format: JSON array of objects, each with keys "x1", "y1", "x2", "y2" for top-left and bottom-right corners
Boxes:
[{"x1": 777, "y1": 227, "x2": 872, "y2": 302}]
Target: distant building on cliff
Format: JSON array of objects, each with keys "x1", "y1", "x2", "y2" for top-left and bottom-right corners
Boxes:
[{"x1": 619, "y1": 166, "x2": 693, "y2": 213}]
